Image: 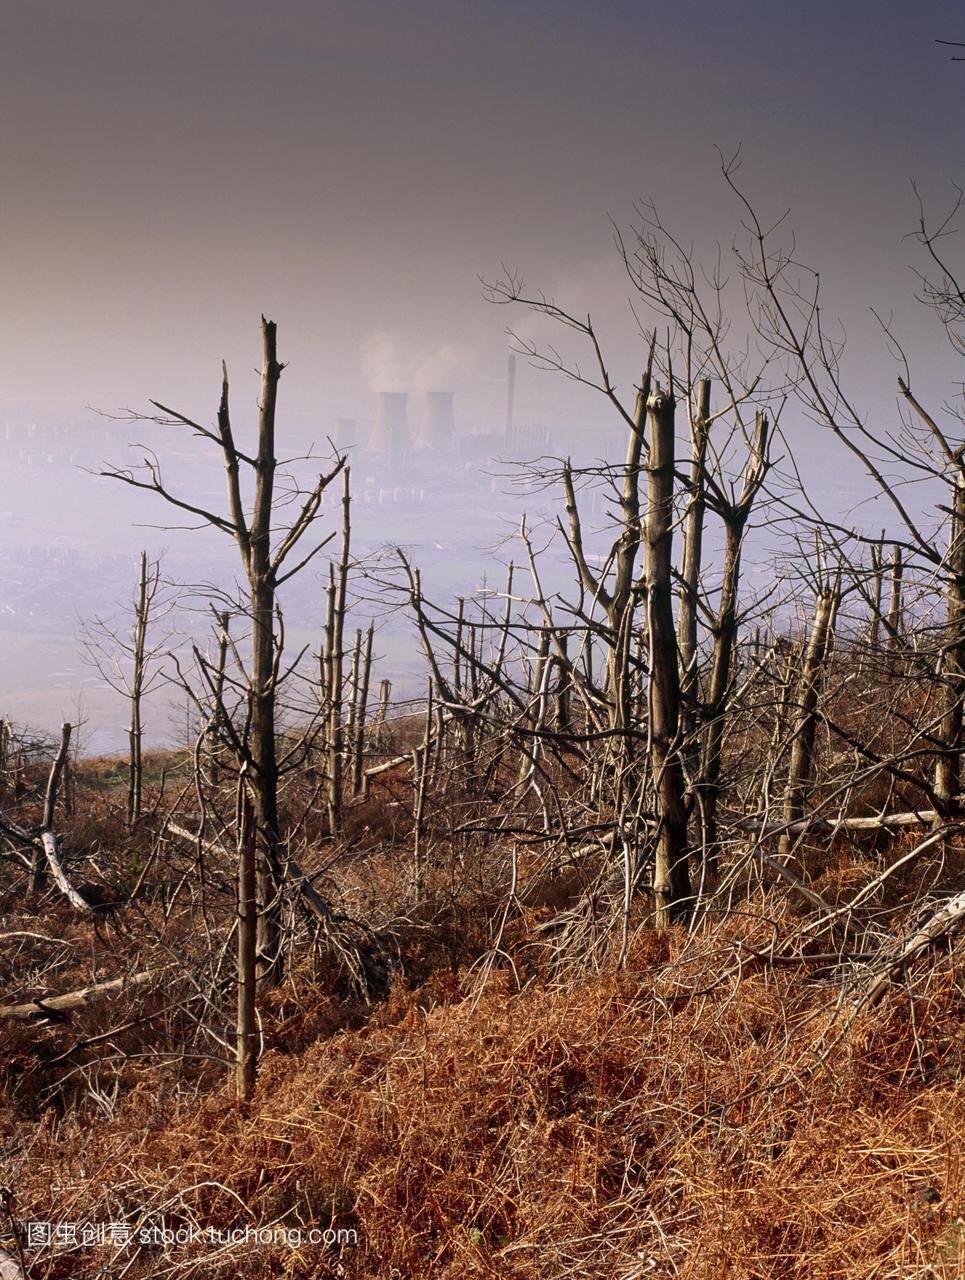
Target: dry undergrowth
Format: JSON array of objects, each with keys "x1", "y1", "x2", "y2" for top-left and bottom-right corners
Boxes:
[
  {"x1": 4, "y1": 892, "x2": 965, "y2": 1280},
  {"x1": 2, "y1": 755, "x2": 965, "y2": 1279}
]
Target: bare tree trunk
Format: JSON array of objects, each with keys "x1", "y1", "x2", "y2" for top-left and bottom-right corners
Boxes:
[
  {"x1": 677, "y1": 377, "x2": 711, "y2": 702},
  {"x1": 644, "y1": 385, "x2": 691, "y2": 926},
  {"x1": 248, "y1": 321, "x2": 284, "y2": 984},
  {"x1": 698, "y1": 517, "x2": 745, "y2": 859},
  {"x1": 324, "y1": 468, "x2": 352, "y2": 835},
  {"x1": 351, "y1": 625, "x2": 374, "y2": 794},
  {"x1": 554, "y1": 629, "x2": 571, "y2": 732},
  {"x1": 44, "y1": 722, "x2": 71, "y2": 832},
  {"x1": 559, "y1": 355, "x2": 650, "y2": 740},
  {"x1": 412, "y1": 683, "x2": 433, "y2": 902},
  {"x1": 453, "y1": 596, "x2": 465, "y2": 704},
  {"x1": 697, "y1": 411, "x2": 769, "y2": 863},
  {"x1": 934, "y1": 474, "x2": 965, "y2": 814},
  {"x1": 374, "y1": 679, "x2": 391, "y2": 751},
  {"x1": 608, "y1": 388, "x2": 646, "y2": 731},
  {"x1": 39, "y1": 832, "x2": 94, "y2": 912},
  {"x1": 31, "y1": 722, "x2": 72, "y2": 894},
  {"x1": 100, "y1": 317, "x2": 347, "y2": 990},
  {"x1": 235, "y1": 792, "x2": 257, "y2": 1101},
  {"x1": 517, "y1": 626, "x2": 553, "y2": 834},
  {"x1": 207, "y1": 611, "x2": 230, "y2": 786},
  {"x1": 128, "y1": 551, "x2": 151, "y2": 828},
  {"x1": 345, "y1": 627, "x2": 362, "y2": 781},
  {"x1": 868, "y1": 536, "x2": 884, "y2": 652},
  {"x1": 31, "y1": 722, "x2": 95, "y2": 911},
  {"x1": 0, "y1": 718, "x2": 11, "y2": 794},
  {"x1": 779, "y1": 578, "x2": 840, "y2": 862},
  {"x1": 887, "y1": 545, "x2": 903, "y2": 651}
]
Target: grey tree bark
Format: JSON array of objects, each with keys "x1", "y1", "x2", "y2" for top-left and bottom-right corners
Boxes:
[
  {"x1": 778, "y1": 578, "x2": 841, "y2": 864},
  {"x1": 102, "y1": 318, "x2": 347, "y2": 988},
  {"x1": 235, "y1": 792, "x2": 257, "y2": 1101},
  {"x1": 128, "y1": 550, "x2": 160, "y2": 829},
  {"x1": 934, "y1": 473, "x2": 965, "y2": 814},
  {"x1": 644, "y1": 385, "x2": 692, "y2": 926}
]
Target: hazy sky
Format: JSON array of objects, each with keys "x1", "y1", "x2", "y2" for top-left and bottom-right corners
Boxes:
[
  {"x1": 1, "y1": 0, "x2": 963, "y2": 430},
  {"x1": 1, "y1": 0, "x2": 963, "y2": 748}
]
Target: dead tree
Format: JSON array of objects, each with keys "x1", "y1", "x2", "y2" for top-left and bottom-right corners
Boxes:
[
  {"x1": 82, "y1": 551, "x2": 166, "y2": 829},
  {"x1": 350, "y1": 624, "x2": 375, "y2": 794},
  {"x1": 320, "y1": 468, "x2": 353, "y2": 834},
  {"x1": 101, "y1": 318, "x2": 347, "y2": 983},
  {"x1": 373, "y1": 679, "x2": 392, "y2": 751},
  {"x1": 0, "y1": 967, "x2": 167, "y2": 1022},
  {"x1": 726, "y1": 160, "x2": 965, "y2": 822},
  {"x1": 0, "y1": 719, "x2": 10, "y2": 793},
  {"x1": 695, "y1": 410, "x2": 771, "y2": 861},
  {"x1": 642, "y1": 383, "x2": 692, "y2": 925},
  {"x1": 868, "y1": 537, "x2": 885, "y2": 652},
  {"x1": 129, "y1": 551, "x2": 158, "y2": 826},
  {"x1": 411, "y1": 683, "x2": 433, "y2": 902},
  {"x1": 933, "y1": 472, "x2": 965, "y2": 812},
  {"x1": 235, "y1": 791, "x2": 257, "y2": 1101},
  {"x1": 559, "y1": 370, "x2": 648, "y2": 743},
  {"x1": 887, "y1": 544, "x2": 904, "y2": 652},
  {"x1": 483, "y1": 225, "x2": 777, "y2": 933},
  {"x1": 30, "y1": 722, "x2": 72, "y2": 895},
  {"x1": 677, "y1": 377, "x2": 712, "y2": 701},
  {"x1": 778, "y1": 573, "x2": 841, "y2": 863},
  {"x1": 28, "y1": 722, "x2": 96, "y2": 911}
]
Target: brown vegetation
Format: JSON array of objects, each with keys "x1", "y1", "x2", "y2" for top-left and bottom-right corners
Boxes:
[
  {"x1": 1, "y1": 725, "x2": 964, "y2": 1279},
  {"x1": 4, "y1": 172, "x2": 965, "y2": 1277}
]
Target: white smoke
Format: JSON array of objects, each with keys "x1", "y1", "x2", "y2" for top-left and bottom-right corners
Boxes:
[{"x1": 361, "y1": 330, "x2": 470, "y2": 394}]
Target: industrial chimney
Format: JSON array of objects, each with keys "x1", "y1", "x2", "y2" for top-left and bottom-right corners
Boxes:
[
  {"x1": 505, "y1": 352, "x2": 516, "y2": 440},
  {"x1": 414, "y1": 390, "x2": 455, "y2": 454},
  {"x1": 368, "y1": 392, "x2": 410, "y2": 470}
]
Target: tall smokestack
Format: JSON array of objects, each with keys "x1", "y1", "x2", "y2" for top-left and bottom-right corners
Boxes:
[
  {"x1": 414, "y1": 390, "x2": 455, "y2": 454},
  {"x1": 368, "y1": 392, "x2": 409, "y2": 469},
  {"x1": 505, "y1": 352, "x2": 516, "y2": 439}
]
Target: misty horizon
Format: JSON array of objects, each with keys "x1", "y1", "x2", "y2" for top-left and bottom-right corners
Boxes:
[{"x1": 2, "y1": 0, "x2": 963, "y2": 749}]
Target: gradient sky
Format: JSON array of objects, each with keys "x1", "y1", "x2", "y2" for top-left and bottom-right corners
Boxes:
[{"x1": 1, "y1": 0, "x2": 963, "y2": 430}]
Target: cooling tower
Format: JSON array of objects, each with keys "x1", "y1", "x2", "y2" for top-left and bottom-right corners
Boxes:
[
  {"x1": 333, "y1": 417, "x2": 358, "y2": 452},
  {"x1": 368, "y1": 392, "x2": 409, "y2": 468},
  {"x1": 414, "y1": 390, "x2": 455, "y2": 454}
]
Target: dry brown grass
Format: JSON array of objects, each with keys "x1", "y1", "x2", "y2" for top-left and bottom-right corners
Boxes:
[
  {"x1": 5, "y1": 898, "x2": 965, "y2": 1280},
  {"x1": 4, "y1": 699, "x2": 965, "y2": 1280}
]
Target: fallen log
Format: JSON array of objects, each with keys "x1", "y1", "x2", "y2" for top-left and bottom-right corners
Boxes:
[
  {"x1": 0, "y1": 967, "x2": 166, "y2": 1022},
  {"x1": 361, "y1": 752, "x2": 411, "y2": 781},
  {"x1": 359, "y1": 708, "x2": 460, "y2": 789},
  {"x1": 31, "y1": 721, "x2": 72, "y2": 893},
  {"x1": 738, "y1": 808, "x2": 953, "y2": 837},
  {"x1": 39, "y1": 831, "x2": 95, "y2": 912},
  {"x1": 0, "y1": 724, "x2": 97, "y2": 911},
  {"x1": 861, "y1": 887, "x2": 965, "y2": 1008}
]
